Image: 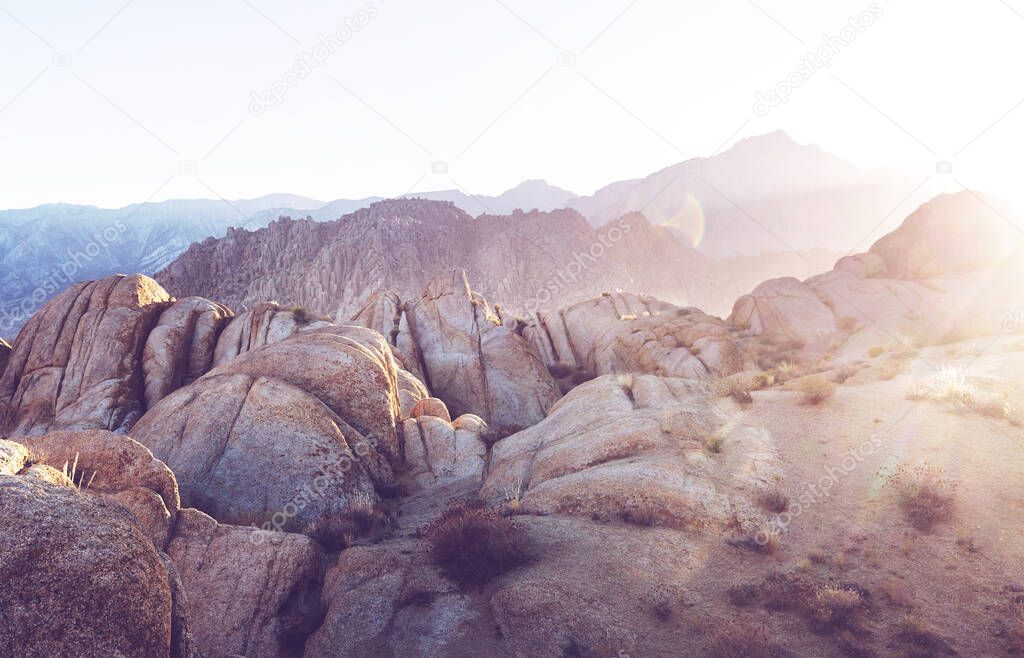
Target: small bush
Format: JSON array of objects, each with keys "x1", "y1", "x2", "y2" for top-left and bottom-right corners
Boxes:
[
  {"x1": 620, "y1": 503, "x2": 660, "y2": 527},
  {"x1": 758, "y1": 488, "x2": 790, "y2": 514},
  {"x1": 652, "y1": 597, "x2": 674, "y2": 621},
  {"x1": 808, "y1": 584, "x2": 866, "y2": 630},
  {"x1": 895, "y1": 617, "x2": 957, "y2": 656},
  {"x1": 727, "y1": 582, "x2": 760, "y2": 607},
  {"x1": 704, "y1": 435, "x2": 725, "y2": 454},
  {"x1": 425, "y1": 503, "x2": 533, "y2": 589},
  {"x1": 309, "y1": 494, "x2": 394, "y2": 549},
  {"x1": 706, "y1": 625, "x2": 784, "y2": 658},
  {"x1": 795, "y1": 375, "x2": 836, "y2": 405},
  {"x1": 891, "y1": 464, "x2": 957, "y2": 532}
]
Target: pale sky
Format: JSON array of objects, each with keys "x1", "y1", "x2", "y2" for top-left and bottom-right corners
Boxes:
[{"x1": 1, "y1": 0, "x2": 1022, "y2": 210}]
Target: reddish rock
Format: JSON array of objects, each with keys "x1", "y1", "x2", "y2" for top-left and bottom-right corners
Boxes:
[{"x1": 0, "y1": 274, "x2": 171, "y2": 436}]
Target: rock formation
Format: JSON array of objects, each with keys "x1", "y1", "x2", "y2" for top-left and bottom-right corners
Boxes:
[
  {"x1": 131, "y1": 329, "x2": 401, "y2": 546},
  {"x1": 481, "y1": 374, "x2": 780, "y2": 531},
  {"x1": 354, "y1": 270, "x2": 562, "y2": 434},
  {"x1": 0, "y1": 274, "x2": 171, "y2": 436},
  {"x1": 0, "y1": 437, "x2": 185, "y2": 658},
  {"x1": 156, "y1": 199, "x2": 707, "y2": 324},
  {"x1": 0, "y1": 337, "x2": 9, "y2": 377},
  {"x1": 522, "y1": 291, "x2": 753, "y2": 382},
  {"x1": 143, "y1": 296, "x2": 233, "y2": 409}
]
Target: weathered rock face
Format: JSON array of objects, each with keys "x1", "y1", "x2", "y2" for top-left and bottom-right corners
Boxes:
[
  {"x1": 524, "y1": 292, "x2": 753, "y2": 381},
  {"x1": 168, "y1": 508, "x2": 325, "y2": 658},
  {"x1": 0, "y1": 274, "x2": 171, "y2": 436},
  {"x1": 0, "y1": 450, "x2": 175, "y2": 658},
  {"x1": 403, "y1": 270, "x2": 561, "y2": 434},
  {"x1": 18, "y1": 430, "x2": 182, "y2": 549},
  {"x1": 0, "y1": 338, "x2": 9, "y2": 377},
  {"x1": 143, "y1": 296, "x2": 233, "y2": 410},
  {"x1": 729, "y1": 276, "x2": 839, "y2": 345},
  {"x1": 132, "y1": 372, "x2": 387, "y2": 545},
  {"x1": 401, "y1": 412, "x2": 488, "y2": 489},
  {"x1": 132, "y1": 325, "x2": 409, "y2": 545},
  {"x1": 303, "y1": 539, "x2": 477, "y2": 658},
  {"x1": 212, "y1": 302, "x2": 332, "y2": 367},
  {"x1": 481, "y1": 374, "x2": 781, "y2": 532},
  {"x1": 156, "y1": 199, "x2": 706, "y2": 326}
]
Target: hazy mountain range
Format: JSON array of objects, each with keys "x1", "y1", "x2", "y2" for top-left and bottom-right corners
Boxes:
[{"x1": 0, "y1": 131, "x2": 924, "y2": 338}]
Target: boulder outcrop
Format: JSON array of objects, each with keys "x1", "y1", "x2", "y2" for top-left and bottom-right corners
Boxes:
[
  {"x1": 0, "y1": 338, "x2": 9, "y2": 377},
  {"x1": 524, "y1": 292, "x2": 752, "y2": 381},
  {"x1": 143, "y1": 296, "x2": 233, "y2": 408},
  {"x1": 401, "y1": 411, "x2": 488, "y2": 489},
  {"x1": 354, "y1": 270, "x2": 562, "y2": 434},
  {"x1": 17, "y1": 430, "x2": 181, "y2": 549},
  {"x1": 0, "y1": 444, "x2": 176, "y2": 658},
  {"x1": 167, "y1": 508, "x2": 325, "y2": 658},
  {"x1": 481, "y1": 374, "x2": 781, "y2": 532},
  {"x1": 0, "y1": 274, "x2": 171, "y2": 436}
]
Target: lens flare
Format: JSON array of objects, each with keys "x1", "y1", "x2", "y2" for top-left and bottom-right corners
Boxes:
[{"x1": 660, "y1": 193, "x2": 706, "y2": 248}]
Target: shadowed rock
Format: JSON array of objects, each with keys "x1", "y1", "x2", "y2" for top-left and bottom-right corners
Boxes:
[
  {"x1": 143, "y1": 296, "x2": 233, "y2": 409},
  {"x1": 0, "y1": 464, "x2": 175, "y2": 657},
  {"x1": 167, "y1": 508, "x2": 325, "y2": 658}
]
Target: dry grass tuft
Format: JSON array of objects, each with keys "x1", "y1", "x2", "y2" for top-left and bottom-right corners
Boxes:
[
  {"x1": 908, "y1": 365, "x2": 1020, "y2": 424},
  {"x1": 890, "y1": 464, "x2": 957, "y2": 532},
  {"x1": 706, "y1": 624, "x2": 785, "y2": 658},
  {"x1": 795, "y1": 374, "x2": 836, "y2": 405},
  {"x1": 61, "y1": 452, "x2": 97, "y2": 492},
  {"x1": 425, "y1": 503, "x2": 533, "y2": 589}
]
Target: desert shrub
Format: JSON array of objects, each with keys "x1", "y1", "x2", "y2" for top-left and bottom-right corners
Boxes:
[
  {"x1": 758, "y1": 487, "x2": 790, "y2": 514},
  {"x1": 714, "y1": 373, "x2": 772, "y2": 403},
  {"x1": 425, "y1": 503, "x2": 533, "y2": 589},
  {"x1": 727, "y1": 523, "x2": 780, "y2": 555},
  {"x1": 704, "y1": 435, "x2": 725, "y2": 454},
  {"x1": 807, "y1": 584, "x2": 867, "y2": 631},
  {"x1": 770, "y1": 360, "x2": 803, "y2": 384},
  {"x1": 706, "y1": 624, "x2": 785, "y2": 658},
  {"x1": 795, "y1": 375, "x2": 836, "y2": 405},
  {"x1": 727, "y1": 582, "x2": 760, "y2": 607},
  {"x1": 891, "y1": 464, "x2": 957, "y2": 532},
  {"x1": 286, "y1": 305, "x2": 329, "y2": 325},
  {"x1": 61, "y1": 452, "x2": 96, "y2": 491},
  {"x1": 759, "y1": 572, "x2": 870, "y2": 634},
  {"x1": 309, "y1": 493, "x2": 394, "y2": 549},
  {"x1": 894, "y1": 617, "x2": 957, "y2": 656},
  {"x1": 620, "y1": 502, "x2": 660, "y2": 527},
  {"x1": 652, "y1": 597, "x2": 674, "y2": 621},
  {"x1": 547, "y1": 361, "x2": 575, "y2": 379},
  {"x1": 908, "y1": 367, "x2": 1019, "y2": 424}
]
